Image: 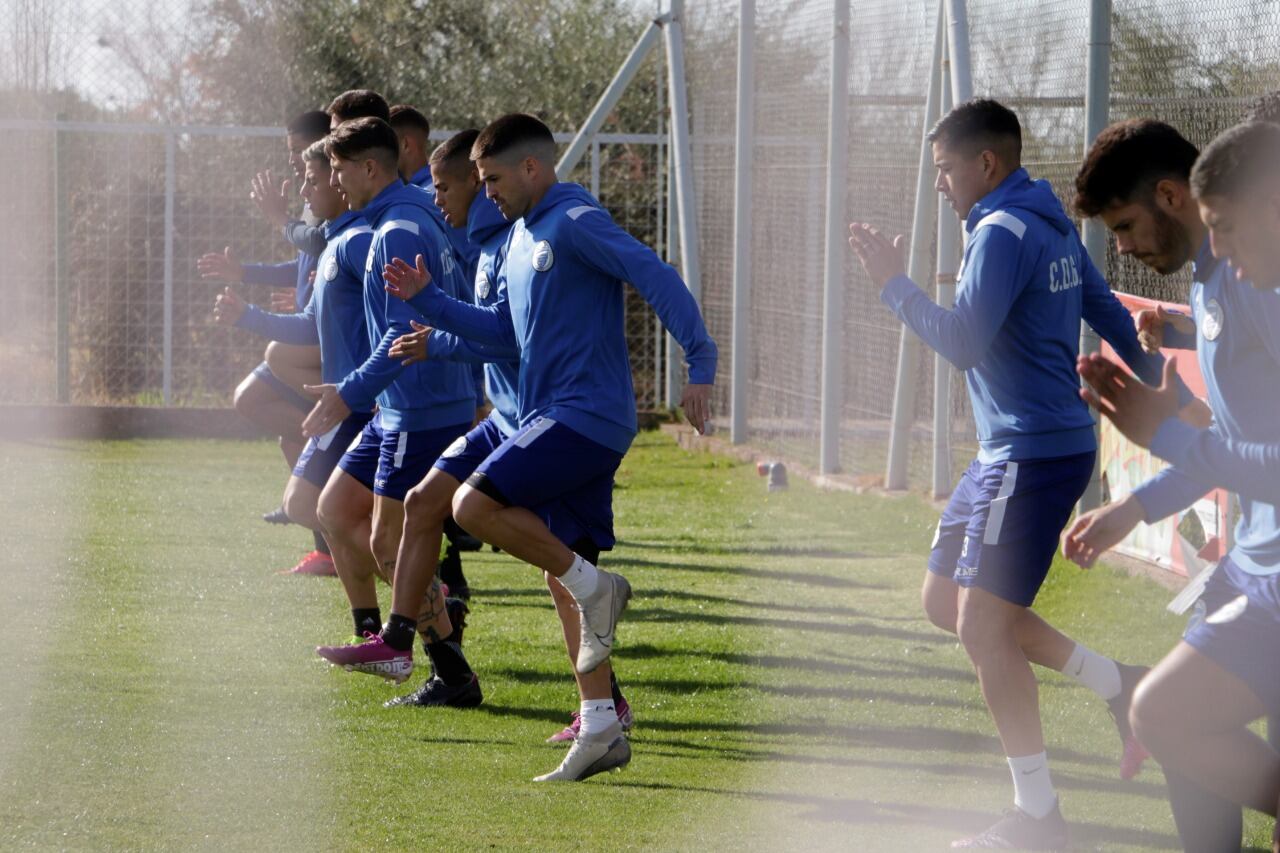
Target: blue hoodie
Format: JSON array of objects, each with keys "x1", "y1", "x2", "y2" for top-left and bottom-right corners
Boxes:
[
  {"x1": 242, "y1": 248, "x2": 319, "y2": 311},
  {"x1": 1132, "y1": 242, "x2": 1280, "y2": 576},
  {"x1": 407, "y1": 182, "x2": 718, "y2": 454},
  {"x1": 336, "y1": 180, "x2": 476, "y2": 432},
  {"x1": 408, "y1": 165, "x2": 475, "y2": 281},
  {"x1": 235, "y1": 210, "x2": 373, "y2": 387},
  {"x1": 881, "y1": 168, "x2": 1177, "y2": 463},
  {"x1": 427, "y1": 193, "x2": 520, "y2": 435}
]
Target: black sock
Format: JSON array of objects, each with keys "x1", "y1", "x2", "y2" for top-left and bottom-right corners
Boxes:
[
  {"x1": 438, "y1": 544, "x2": 465, "y2": 589},
  {"x1": 610, "y1": 671, "x2": 625, "y2": 705},
  {"x1": 425, "y1": 639, "x2": 473, "y2": 686},
  {"x1": 381, "y1": 613, "x2": 417, "y2": 651},
  {"x1": 352, "y1": 607, "x2": 381, "y2": 637},
  {"x1": 313, "y1": 529, "x2": 331, "y2": 556}
]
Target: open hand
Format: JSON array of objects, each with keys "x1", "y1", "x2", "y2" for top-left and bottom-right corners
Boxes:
[
  {"x1": 848, "y1": 222, "x2": 907, "y2": 288},
  {"x1": 251, "y1": 169, "x2": 291, "y2": 229},
  {"x1": 384, "y1": 255, "x2": 433, "y2": 301},
  {"x1": 212, "y1": 286, "x2": 246, "y2": 326},
  {"x1": 389, "y1": 320, "x2": 433, "y2": 366},
  {"x1": 271, "y1": 288, "x2": 296, "y2": 312},
  {"x1": 1078, "y1": 355, "x2": 1180, "y2": 449},
  {"x1": 300, "y1": 383, "x2": 352, "y2": 438},
  {"x1": 1135, "y1": 305, "x2": 1195, "y2": 354},
  {"x1": 1062, "y1": 494, "x2": 1145, "y2": 568},
  {"x1": 197, "y1": 247, "x2": 244, "y2": 283}
]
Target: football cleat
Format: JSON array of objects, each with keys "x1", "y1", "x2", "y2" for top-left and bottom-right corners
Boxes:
[
  {"x1": 534, "y1": 724, "x2": 630, "y2": 782},
  {"x1": 547, "y1": 698, "x2": 634, "y2": 744},
  {"x1": 262, "y1": 506, "x2": 292, "y2": 525},
  {"x1": 316, "y1": 633, "x2": 412, "y2": 684},
  {"x1": 384, "y1": 673, "x2": 482, "y2": 708},
  {"x1": 575, "y1": 570, "x2": 631, "y2": 674},
  {"x1": 278, "y1": 550, "x2": 337, "y2": 577},
  {"x1": 951, "y1": 802, "x2": 1068, "y2": 850}
]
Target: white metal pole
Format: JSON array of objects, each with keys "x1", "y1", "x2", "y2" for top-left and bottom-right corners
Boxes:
[
  {"x1": 818, "y1": 0, "x2": 851, "y2": 475},
  {"x1": 655, "y1": 44, "x2": 667, "y2": 410},
  {"x1": 590, "y1": 139, "x2": 601, "y2": 197},
  {"x1": 943, "y1": 0, "x2": 973, "y2": 103},
  {"x1": 885, "y1": 0, "x2": 945, "y2": 490},
  {"x1": 557, "y1": 17, "x2": 666, "y2": 177},
  {"x1": 932, "y1": 40, "x2": 959, "y2": 499},
  {"x1": 729, "y1": 0, "x2": 754, "y2": 444},
  {"x1": 664, "y1": 126, "x2": 680, "y2": 408},
  {"x1": 163, "y1": 131, "x2": 176, "y2": 406},
  {"x1": 1078, "y1": 0, "x2": 1112, "y2": 512}
]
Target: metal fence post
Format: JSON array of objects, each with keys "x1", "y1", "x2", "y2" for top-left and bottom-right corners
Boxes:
[
  {"x1": 932, "y1": 35, "x2": 959, "y2": 499},
  {"x1": 885, "y1": 0, "x2": 945, "y2": 490},
  {"x1": 730, "y1": 0, "x2": 754, "y2": 444},
  {"x1": 655, "y1": 47, "x2": 667, "y2": 410},
  {"x1": 1078, "y1": 0, "x2": 1113, "y2": 512},
  {"x1": 664, "y1": 120, "x2": 680, "y2": 408},
  {"x1": 163, "y1": 131, "x2": 176, "y2": 406},
  {"x1": 819, "y1": 0, "x2": 851, "y2": 475},
  {"x1": 54, "y1": 114, "x2": 70, "y2": 403},
  {"x1": 590, "y1": 139, "x2": 601, "y2": 197}
]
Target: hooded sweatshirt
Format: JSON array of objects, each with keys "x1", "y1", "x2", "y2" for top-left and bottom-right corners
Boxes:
[
  {"x1": 336, "y1": 180, "x2": 475, "y2": 431},
  {"x1": 880, "y1": 168, "x2": 1176, "y2": 463},
  {"x1": 406, "y1": 182, "x2": 717, "y2": 454}
]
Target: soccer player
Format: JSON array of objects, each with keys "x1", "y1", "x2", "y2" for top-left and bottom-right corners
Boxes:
[
  {"x1": 1067, "y1": 121, "x2": 1280, "y2": 850},
  {"x1": 197, "y1": 110, "x2": 329, "y2": 558},
  {"x1": 848, "y1": 99, "x2": 1179, "y2": 848},
  {"x1": 383, "y1": 113, "x2": 717, "y2": 781},
  {"x1": 302, "y1": 118, "x2": 476, "y2": 684},
  {"x1": 211, "y1": 140, "x2": 374, "y2": 577}
]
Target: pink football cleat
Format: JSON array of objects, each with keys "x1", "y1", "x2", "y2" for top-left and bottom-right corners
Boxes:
[
  {"x1": 279, "y1": 550, "x2": 337, "y2": 577},
  {"x1": 316, "y1": 633, "x2": 413, "y2": 683}
]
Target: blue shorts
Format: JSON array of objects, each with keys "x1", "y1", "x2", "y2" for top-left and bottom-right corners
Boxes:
[
  {"x1": 337, "y1": 415, "x2": 471, "y2": 501},
  {"x1": 292, "y1": 411, "x2": 372, "y2": 489},
  {"x1": 1184, "y1": 556, "x2": 1280, "y2": 715},
  {"x1": 251, "y1": 361, "x2": 313, "y2": 414},
  {"x1": 468, "y1": 417, "x2": 623, "y2": 551},
  {"x1": 928, "y1": 451, "x2": 1095, "y2": 607},
  {"x1": 433, "y1": 414, "x2": 509, "y2": 485}
]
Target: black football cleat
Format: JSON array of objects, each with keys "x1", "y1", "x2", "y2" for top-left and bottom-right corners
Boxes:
[{"x1": 384, "y1": 673, "x2": 483, "y2": 709}]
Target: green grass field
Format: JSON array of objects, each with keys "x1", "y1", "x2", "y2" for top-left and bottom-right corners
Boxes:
[{"x1": 0, "y1": 432, "x2": 1271, "y2": 850}]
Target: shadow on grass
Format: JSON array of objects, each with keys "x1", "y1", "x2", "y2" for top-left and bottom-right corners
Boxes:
[
  {"x1": 614, "y1": 644, "x2": 973, "y2": 683},
  {"x1": 606, "y1": 555, "x2": 888, "y2": 591},
  {"x1": 610, "y1": 780, "x2": 1181, "y2": 847},
  {"x1": 617, "y1": 539, "x2": 873, "y2": 561}
]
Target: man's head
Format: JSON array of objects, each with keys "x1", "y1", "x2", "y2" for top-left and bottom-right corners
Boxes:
[
  {"x1": 323, "y1": 117, "x2": 401, "y2": 209},
  {"x1": 1243, "y1": 90, "x2": 1280, "y2": 125},
  {"x1": 1074, "y1": 119, "x2": 1201, "y2": 275},
  {"x1": 299, "y1": 140, "x2": 346, "y2": 221},
  {"x1": 471, "y1": 113, "x2": 558, "y2": 220},
  {"x1": 429, "y1": 129, "x2": 482, "y2": 228},
  {"x1": 388, "y1": 104, "x2": 432, "y2": 179},
  {"x1": 286, "y1": 110, "x2": 331, "y2": 181},
  {"x1": 926, "y1": 98, "x2": 1022, "y2": 217},
  {"x1": 326, "y1": 89, "x2": 391, "y2": 130},
  {"x1": 1192, "y1": 121, "x2": 1280, "y2": 288}
]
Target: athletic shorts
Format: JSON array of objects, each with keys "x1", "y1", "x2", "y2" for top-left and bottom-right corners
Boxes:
[
  {"x1": 433, "y1": 414, "x2": 509, "y2": 484},
  {"x1": 250, "y1": 361, "x2": 313, "y2": 414},
  {"x1": 292, "y1": 411, "x2": 372, "y2": 489},
  {"x1": 467, "y1": 416, "x2": 623, "y2": 551},
  {"x1": 927, "y1": 451, "x2": 1095, "y2": 607},
  {"x1": 337, "y1": 415, "x2": 471, "y2": 501},
  {"x1": 1184, "y1": 556, "x2": 1280, "y2": 715}
]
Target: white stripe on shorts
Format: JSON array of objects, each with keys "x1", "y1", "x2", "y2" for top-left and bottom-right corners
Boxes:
[
  {"x1": 392, "y1": 430, "x2": 409, "y2": 469},
  {"x1": 514, "y1": 417, "x2": 557, "y2": 449},
  {"x1": 982, "y1": 461, "x2": 1020, "y2": 546}
]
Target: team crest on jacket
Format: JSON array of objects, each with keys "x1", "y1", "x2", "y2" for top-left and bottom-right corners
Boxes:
[
  {"x1": 1200, "y1": 296, "x2": 1224, "y2": 341},
  {"x1": 441, "y1": 250, "x2": 457, "y2": 276},
  {"x1": 532, "y1": 240, "x2": 554, "y2": 272},
  {"x1": 476, "y1": 270, "x2": 492, "y2": 300},
  {"x1": 322, "y1": 255, "x2": 339, "y2": 282}
]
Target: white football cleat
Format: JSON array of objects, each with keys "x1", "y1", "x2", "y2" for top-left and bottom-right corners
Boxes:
[
  {"x1": 533, "y1": 724, "x2": 631, "y2": 782},
  {"x1": 575, "y1": 570, "x2": 632, "y2": 674}
]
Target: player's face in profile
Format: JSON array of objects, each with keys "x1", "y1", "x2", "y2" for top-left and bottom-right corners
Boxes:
[
  {"x1": 286, "y1": 133, "x2": 308, "y2": 182},
  {"x1": 1100, "y1": 198, "x2": 1191, "y2": 276},
  {"x1": 932, "y1": 141, "x2": 986, "y2": 218},
  {"x1": 1200, "y1": 191, "x2": 1280, "y2": 289},
  {"x1": 329, "y1": 155, "x2": 376, "y2": 209},
  {"x1": 476, "y1": 156, "x2": 528, "y2": 221},
  {"x1": 431, "y1": 162, "x2": 479, "y2": 228},
  {"x1": 303, "y1": 161, "x2": 345, "y2": 220}
]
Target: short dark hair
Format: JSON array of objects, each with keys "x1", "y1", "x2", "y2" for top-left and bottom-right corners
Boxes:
[
  {"x1": 1244, "y1": 91, "x2": 1280, "y2": 125},
  {"x1": 926, "y1": 98, "x2": 1022, "y2": 161},
  {"x1": 301, "y1": 139, "x2": 330, "y2": 166},
  {"x1": 388, "y1": 104, "x2": 431, "y2": 138},
  {"x1": 1073, "y1": 119, "x2": 1200, "y2": 217},
  {"x1": 287, "y1": 110, "x2": 331, "y2": 143},
  {"x1": 326, "y1": 89, "x2": 391, "y2": 124},
  {"x1": 472, "y1": 113, "x2": 556, "y2": 163},
  {"x1": 324, "y1": 117, "x2": 400, "y2": 171},
  {"x1": 430, "y1": 129, "x2": 481, "y2": 175},
  {"x1": 1191, "y1": 121, "x2": 1280, "y2": 200}
]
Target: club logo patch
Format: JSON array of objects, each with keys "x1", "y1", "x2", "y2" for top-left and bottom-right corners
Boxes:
[
  {"x1": 532, "y1": 240, "x2": 554, "y2": 272},
  {"x1": 441, "y1": 250, "x2": 457, "y2": 276},
  {"x1": 1200, "y1": 296, "x2": 1224, "y2": 341},
  {"x1": 1206, "y1": 594, "x2": 1248, "y2": 625},
  {"x1": 322, "y1": 255, "x2": 339, "y2": 282},
  {"x1": 476, "y1": 270, "x2": 492, "y2": 300},
  {"x1": 441, "y1": 436, "x2": 468, "y2": 459}
]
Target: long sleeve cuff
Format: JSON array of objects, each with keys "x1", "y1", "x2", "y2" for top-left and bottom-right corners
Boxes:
[{"x1": 1150, "y1": 417, "x2": 1198, "y2": 467}]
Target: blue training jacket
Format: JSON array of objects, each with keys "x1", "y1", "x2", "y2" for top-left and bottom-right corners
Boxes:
[
  {"x1": 1132, "y1": 241, "x2": 1280, "y2": 576},
  {"x1": 236, "y1": 209, "x2": 373, "y2": 388},
  {"x1": 407, "y1": 182, "x2": 718, "y2": 454},
  {"x1": 881, "y1": 168, "x2": 1175, "y2": 463},
  {"x1": 427, "y1": 193, "x2": 521, "y2": 435},
  {"x1": 336, "y1": 180, "x2": 476, "y2": 432},
  {"x1": 409, "y1": 165, "x2": 475, "y2": 280}
]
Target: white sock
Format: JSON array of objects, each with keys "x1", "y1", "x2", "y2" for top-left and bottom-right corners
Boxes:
[
  {"x1": 556, "y1": 554, "x2": 599, "y2": 603},
  {"x1": 579, "y1": 699, "x2": 616, "y2": 739},
  {"x1": 1063, "y1": 643, "x2": 1122, "y2": 701},
  {"x1": 1007, "y1": 752, "x2": 1057, "y2": 819}
]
